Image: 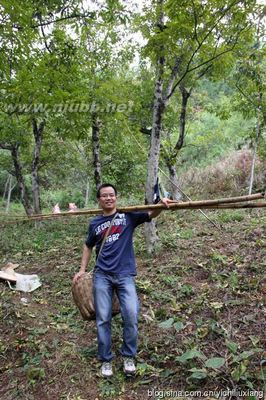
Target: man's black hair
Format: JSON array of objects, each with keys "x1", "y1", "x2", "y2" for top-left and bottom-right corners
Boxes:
[{"x1": 97, "y1": 183, "x2": 117, "y2": 198}]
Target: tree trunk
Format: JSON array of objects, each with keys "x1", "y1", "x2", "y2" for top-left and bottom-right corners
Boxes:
[
  {"x1": 31, "y1": 119, "x2": 45, "y2": 214},
  {"x1": 85, "y1": 177, "x2": 90, "y2": 207},
  {"x1": 144, "y1": 0, "x2": 185, "y2": 252},
  {"x1": 5, "y1": 175, "x2": 16, "y2": 213},
  {"x1": 249, "y1": 145, "x2": 257, "y2": 196},
  {"x1": 168, "y1": 164, "x2": 182, "y2": 200},
  {"x1": 161, "y1": 85, "x2": 191, "y2": 201},
  {"x1": 92, "y1": 113, "x2": 102, "y2": 191},
  {"x1": 248, "y1": 109, "x2": 261, "y2": 195},
  {"x1": 144, "y1": 0, "x2": 166, "y2": 253},
  {"x1": 175, "y1": 83, "x2": 191, "y2": 152},
  {"x1": 10, "y1": 144, "x2": 33, "y2": 216},
  {"x1": 145, "y1": 53, "x2": 166, "y2": 252},
  {"x1": 3, "y1": 174, "x2": 10, "y2": 201}
]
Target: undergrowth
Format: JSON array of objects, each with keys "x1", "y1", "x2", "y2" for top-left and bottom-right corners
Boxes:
[{"x1": 0, "y1": 205, "x2": 265, "y2": 400}]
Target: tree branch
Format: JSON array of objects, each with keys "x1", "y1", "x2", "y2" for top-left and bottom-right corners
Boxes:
[
  {"x1": 235, "y1": 83, "x2": 259, "y2": 110},
  {"x1": 191, "y1": 0, "x2": 200, "y2": 46},
  {"x1": 197, "y1": 64, "x2": 213, "y2": 79},
  {"x1": 12, "y1": 12, "x2": 95, "y2": 30},
  {"x1": 169, "y1": 23, "x2": 249, "y2": 99},
  {"x1": 0, "y1": 143, "x2": 13, "y2": 151},
  {"x1": 40, "y1": 23, "x2": 52, "y2": 54},
  {"x1": 163, "y1": 57, "x2": 181, "y2": 102},
  {"x1": 167, "y1": 0, "x2": 246, "y2": 99},
  {"x1": 32, "y1": 12, "x2": 95, "y2": 28}
]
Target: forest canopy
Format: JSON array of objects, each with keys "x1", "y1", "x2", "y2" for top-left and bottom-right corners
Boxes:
[{"x1": 0, "y1": 0, "x2": 265, "y2": 226}]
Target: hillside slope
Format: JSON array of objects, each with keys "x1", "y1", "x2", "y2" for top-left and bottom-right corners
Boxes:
[{"x1": 0, "y1": 207, "x2": 265, "y2": 399}]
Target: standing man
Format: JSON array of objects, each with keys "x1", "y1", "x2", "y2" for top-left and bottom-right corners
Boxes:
[{"x1": 74, "y1": 183, "x2": 171, "y2": 378}]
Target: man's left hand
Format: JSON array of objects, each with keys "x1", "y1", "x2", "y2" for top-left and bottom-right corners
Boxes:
[{"x1": 160, "y1": 198, "x2": 178, "y2": 208}]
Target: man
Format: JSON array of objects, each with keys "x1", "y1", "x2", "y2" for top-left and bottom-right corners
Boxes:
[{"x1": 74, "y1": 183, "x2": 171, "y2": 378}]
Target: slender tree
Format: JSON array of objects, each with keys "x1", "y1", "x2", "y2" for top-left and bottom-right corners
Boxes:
[{"x1": 139, "y1": 0, "x2": 260, "y2": 251}]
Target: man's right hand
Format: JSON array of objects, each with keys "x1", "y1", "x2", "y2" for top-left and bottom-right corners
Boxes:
[{"x1": 73, "y1": 271, "x2": 85, "y2": 283}]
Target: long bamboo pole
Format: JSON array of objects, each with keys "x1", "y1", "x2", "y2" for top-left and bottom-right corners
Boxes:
[
  {"x1": 1, "y1": 203, "x2": 265, "y2": 225},
  {"x1": 1, "y1": 202, "x2": 266, "y2": 225},
  {"x1": 0, "y1": 194, "x2": 264, "y2": 224},
  {"x1": 190, "y1": 202, "x2": 266, "y2": 209}
]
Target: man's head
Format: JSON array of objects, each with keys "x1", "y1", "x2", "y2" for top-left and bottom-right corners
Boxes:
[{"x1": 97, "y1": 183, "x2": 117, "y2": 214}]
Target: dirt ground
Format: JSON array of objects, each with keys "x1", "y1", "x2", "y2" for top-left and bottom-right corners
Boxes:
[{"x1": 0, "y1": 208, "x2": 265, "y2": 399}]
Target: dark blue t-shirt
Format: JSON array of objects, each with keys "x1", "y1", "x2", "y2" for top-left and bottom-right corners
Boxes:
[{"x1": 85, "y1": 211, "x2": 151, "y2": 275}]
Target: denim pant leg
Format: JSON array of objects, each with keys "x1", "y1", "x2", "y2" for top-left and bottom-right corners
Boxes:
[
  {"x1": 93, "y1": 272, "x2": 114, "y2": 362},
  {"x1": 116, "y1": 275, "x2": 139, "y2": 358}
]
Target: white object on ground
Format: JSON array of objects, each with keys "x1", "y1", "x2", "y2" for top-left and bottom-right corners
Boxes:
[
  {"x1": 15, "y1": 273, "x2": 42, "y2": 292},
  {"x1": 0, "y1": 263, "x2": 41, "y2": 292}
]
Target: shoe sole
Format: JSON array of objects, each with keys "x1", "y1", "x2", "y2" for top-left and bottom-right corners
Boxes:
[
  {"x1": 124, "y1": 369, "x2": 136, "y2": 376},
  {"x1": 101, "y1": 373, "x2": 113, "y2": 378}
]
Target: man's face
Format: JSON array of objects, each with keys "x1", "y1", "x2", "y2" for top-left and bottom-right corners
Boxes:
[{"x1": 98, "y1": 186, "x2": 117, "y2": 211}]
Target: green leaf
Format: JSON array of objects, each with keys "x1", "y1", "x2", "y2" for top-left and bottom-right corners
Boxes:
[
  {"x1": 233, "y1": 348, "x2": 263, "y2": 363},
  {"x1": 176, "y1": 349, "x2": 204, "y2": 363},
  {"x1": 205, "y1": 357, "x2": 225, "y2": 369},
  {"x1": 158, "y1": 318, "x2": 174, "y2": 329},
  {"x1": 159, "y1": 369, "x2": 175, "y2": 378},
  {"x1": 173, "y1": 321, "x2": 184, "y2": 332},
  {"x1": 188, "y1": 368, "x2": 207, "y2": 380},
  {"x1": 249, "y1": 335, "x2": 260, "y2": 346},
  {"x1": 231, "y1": 362, "x2": 247, "y2": 382},
  {"x1": 226, "y1": 340, "x2": 239, "y2": 354}
]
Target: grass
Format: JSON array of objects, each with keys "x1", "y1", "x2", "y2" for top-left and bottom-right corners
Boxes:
[{"x1": 0, "y1": 206, "x2": 265, "y2": 399}]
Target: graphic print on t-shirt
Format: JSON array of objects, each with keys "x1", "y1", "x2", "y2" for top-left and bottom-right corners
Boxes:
[{"x1": 95, "y1": 213, "x2": 127, "y2": 245}]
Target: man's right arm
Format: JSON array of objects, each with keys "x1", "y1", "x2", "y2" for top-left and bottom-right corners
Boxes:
[{"x1": 73, "y1": 245, "x2": 92, "y2": 282}]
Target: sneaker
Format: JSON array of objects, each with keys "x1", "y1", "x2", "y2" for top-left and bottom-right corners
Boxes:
[
  {"x1": 100, "y1": 362, "x2": 113, "y2": 378},
  {"x1": 123, "y1": 357, "x2": 136, "y2": 375}
]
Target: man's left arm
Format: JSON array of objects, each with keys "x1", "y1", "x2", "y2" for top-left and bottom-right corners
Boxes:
[{"x1": 148, "y1": 198, "x2": 177, "y2": 219}]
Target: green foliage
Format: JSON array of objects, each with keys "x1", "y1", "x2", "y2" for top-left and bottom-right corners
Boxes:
[
  {"x1": 176, "y1": 348, "x2": 205, "y2": 363},
  {"x1": 1, "y1": 0, "x2": 265, "y2": 210},
  {"x1": 135, "y1": 278, "x2": 153, "y2": 294},
  {"x1": 205, "y1": 357, "x2": 225, "y2": 369},
  {"x1": 25, "y1": 366, "x2": 46, "y2": 385},
  {"x1": 179, "y1": 106, "x2": 255, "y2": 169},
  {"x1": 158, "y1": 317, "x2": 174, "y2": 329},
  {"x1": 0, "y1": 0, "x2": 141, "y2": 213},
  {"x1": 41, "y1": 189, "x2": 85, "y2": 209},
  {"x1": 257, "y1": 135, "x2": 266, "y2": 160},
  {"x1": 217, "y1": 210, "x2": 245, "y2": 223},
  {"x1": 98, "y1": 370, "x2": 127, "y2": 398}
]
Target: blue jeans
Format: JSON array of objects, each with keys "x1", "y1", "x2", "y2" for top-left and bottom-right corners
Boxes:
[{"x1": 93, "y1": 270, "x2": 139, "y2": 362}]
